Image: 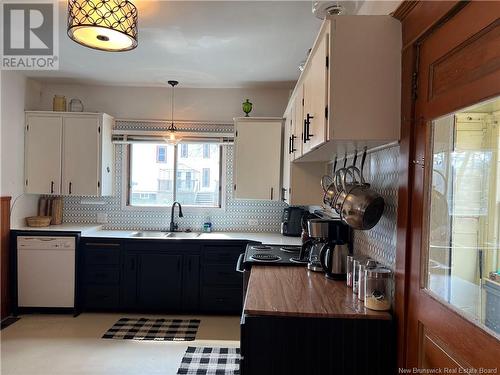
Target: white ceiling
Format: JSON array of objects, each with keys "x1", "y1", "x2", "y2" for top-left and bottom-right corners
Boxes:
[{"x1": 25, "y1": 1, "x2": 401, "y2": 88}]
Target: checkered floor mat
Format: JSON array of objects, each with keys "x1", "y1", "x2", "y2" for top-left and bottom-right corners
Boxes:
[
  {"x1": 102, "y1": 318, "x2": 200, "y2": 341},
  {"x1": 177, "y1": 347, "x2": 241, "y2": 375}
]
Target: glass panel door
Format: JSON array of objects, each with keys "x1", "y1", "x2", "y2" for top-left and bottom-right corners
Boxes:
[{"x1": 426, "y1": 97, "x2": 500, "y2": 338}]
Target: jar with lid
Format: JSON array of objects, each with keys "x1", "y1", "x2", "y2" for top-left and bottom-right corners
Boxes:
[
  {"x1": 53, "y1": 95, "x2": 66, "y2": 111},
  {"x1": 365, "y1": 267, "x2": 392, "y2": 311},
  {"x1": 358, "y1": 259, "x2": 377, "y2": 301},
  {"x1": 346, "y1": 255, "x2": 354, "y2": 287}
]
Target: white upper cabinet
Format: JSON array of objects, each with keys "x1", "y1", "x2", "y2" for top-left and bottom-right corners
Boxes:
[
  {"x1": 303, "y1": 31, "x2": 329, "y2": 154},
  {"x1": 284, "y1": 16, "x2": 402, "y2": 162},
  {"x1": 25, "y1": 115, "x2": 63, "y2": 195},
  {"x1": 25, "y1": 112, "x2": 114, "y2": 196},
  {"x1": 233, "y1": 118, "x2": 282, "y2": 201},
  {"x1": 292, "y1": 86, "x2": 304, "y2": 160}
]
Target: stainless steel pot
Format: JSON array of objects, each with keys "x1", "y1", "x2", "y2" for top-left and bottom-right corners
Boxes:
[{"x1": 339, "y1": 170, "x2": 385, "y2": 230}]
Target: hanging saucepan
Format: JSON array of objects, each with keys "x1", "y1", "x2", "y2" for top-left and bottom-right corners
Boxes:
[
  {"x1": 339, "y1": 164, "x2": 385, "y2": 230},
  {"x1": 321, "y1": 156, "x2": 339, "y2": 207},
  {"x1": 321, "y1": 175, "x2": 336, "y2": 206},
  {"x1": 332, "y1": 167, "x2": 355, "y2": 213}
]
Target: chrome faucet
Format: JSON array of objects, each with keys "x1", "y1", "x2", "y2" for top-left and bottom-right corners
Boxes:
[{"x1": 169, "y1": 201, "x2": 183, "y2": 232}]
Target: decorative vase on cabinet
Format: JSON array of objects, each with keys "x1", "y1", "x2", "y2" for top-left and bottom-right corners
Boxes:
[{"x1": 242, "y1": 99, "x2": 253, "y2": 117}]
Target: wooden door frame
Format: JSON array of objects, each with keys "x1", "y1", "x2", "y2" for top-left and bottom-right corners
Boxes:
[
  {"x1": 1, "y1": 196, "x2": 12, "y2": 320},
  {"x1": 394, "y1": 0, "x2": 500, "y2": 369}
]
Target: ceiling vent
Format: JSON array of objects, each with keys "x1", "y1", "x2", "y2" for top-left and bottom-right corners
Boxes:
[{"x1": 312, "y1": 2, "x2": 345, "y2": 19}]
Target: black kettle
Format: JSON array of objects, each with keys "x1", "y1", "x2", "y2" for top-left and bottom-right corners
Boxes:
[{"x1": 319, "y1": 242, "x2": 350, "y2": 280}]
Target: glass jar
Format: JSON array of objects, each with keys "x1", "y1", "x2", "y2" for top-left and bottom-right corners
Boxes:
[
  {"x1": 53, "y1": 95, "x2": 66, "y2": 111},
  {"x1": 358, "y1": 259, "x2": 378, "y2": 301},
  {"x1": 346, "y1": 255, "x2": 354, "y2": 287},
  {"x1": 365, "y1": 267, "x2": 392, "y2": 311},
  {"x1": 357, "y1": 263, "x2": 366, "y2": 301},
  {"x1": 352, "y1": 259, "x2": 361, "y2": 294}
]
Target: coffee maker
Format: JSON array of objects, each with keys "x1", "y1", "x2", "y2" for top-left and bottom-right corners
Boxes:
[{"x1": 293, "y1": 218, "x2": 351, "y2": 276}]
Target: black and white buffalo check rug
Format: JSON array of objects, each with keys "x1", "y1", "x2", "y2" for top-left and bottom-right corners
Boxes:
[
  {"x1": 177, "y1": 347, "x2": 241, "y2": 375},
  {"x1": 102, "y1": 318, "x2": 200, "y2": 341}
]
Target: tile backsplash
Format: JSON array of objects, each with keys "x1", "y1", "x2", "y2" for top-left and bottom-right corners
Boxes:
[
  {"x1": 63, "y1": 144, "x2": 287, "y2": 232},
  {"x1": 351, "y1": 146, "x2": 399, "y2": 270}
]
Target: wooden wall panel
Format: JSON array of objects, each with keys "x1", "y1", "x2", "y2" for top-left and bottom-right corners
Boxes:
[
  {"x1": 398, "y1": 1, "x2": 463, "y2": 49},
  {"x1": 1, "y1": 196, "x2": 11, "y2": 320}
]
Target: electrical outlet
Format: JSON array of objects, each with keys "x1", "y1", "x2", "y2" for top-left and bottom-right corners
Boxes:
[
  {"x1": 248, "y1": 219, "x2": 259, "y2": 226},
  {"x1": 97, "y1": 213, "x2": 108, "y2": 224}
]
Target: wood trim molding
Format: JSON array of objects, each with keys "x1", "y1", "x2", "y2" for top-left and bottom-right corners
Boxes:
[
  {"x1": 1, "y1": 196, "x2": 12, "y2": 320},
  {"x1": 399, "y1": 1, "x2": 465, "y2": 50},
  {"x1": 392, "y1": 0, "x2": 419, "y2": 21}
]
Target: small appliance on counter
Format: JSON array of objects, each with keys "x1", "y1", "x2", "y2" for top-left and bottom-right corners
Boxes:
[
  {"x1": 292, "y1": 219, "x2": 352, "y2": 279},
  {"x1": 292, "y1": 218, "x2": 352, "y2": 276},
  {"x1": 281, "y1": 207, "x2": 306, "y2": 237}
]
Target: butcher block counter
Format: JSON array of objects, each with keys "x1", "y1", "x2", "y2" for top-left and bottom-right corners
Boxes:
[
  {"x1": 240, "y1": 266, "x2": 394, "y2": 375},
  {"x1": 244, "y1": 266, "x2": 391, "y2": 320}
]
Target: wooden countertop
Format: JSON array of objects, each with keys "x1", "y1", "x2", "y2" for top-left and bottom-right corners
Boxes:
[{"x1": 244, "y1": 266, "x2": 392, "y2": 320}]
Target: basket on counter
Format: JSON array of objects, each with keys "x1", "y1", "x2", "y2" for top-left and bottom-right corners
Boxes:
[{"x1": 25, "y1": 216, "x2": 52, "y2": 227}]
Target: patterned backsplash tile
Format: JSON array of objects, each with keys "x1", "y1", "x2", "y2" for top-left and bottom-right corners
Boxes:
[
  {"x1": 352, "y1": 146, "x2": 399, "y2": 269},
  {"x1": 63, "y1": 144, "x2": 287, "y2": 232}
]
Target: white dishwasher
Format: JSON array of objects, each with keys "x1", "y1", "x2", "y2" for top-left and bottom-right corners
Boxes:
[{"x1": 17, "y1": 236, "x2": 76, "y2": 308}]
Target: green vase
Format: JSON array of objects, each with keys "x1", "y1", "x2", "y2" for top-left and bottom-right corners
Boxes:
[{"x1": 242, "y1": 99, "x2": 253, "y2": 117}]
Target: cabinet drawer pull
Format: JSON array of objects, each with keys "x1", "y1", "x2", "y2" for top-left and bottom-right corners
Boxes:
[
  {"x1": 85, "y1": 243, "x2": 120, "y2": 247},
  {"x1": 69, "y1": 182, "x2": 72, "y2": 194},
  {"x1": 270, "y1": 187, "x2": 273, "y2": 200}
]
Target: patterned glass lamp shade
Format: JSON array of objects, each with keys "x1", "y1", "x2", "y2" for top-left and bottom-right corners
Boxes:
[{"x1": 67, "y1": 0, "x2": 138, "y2": 52}]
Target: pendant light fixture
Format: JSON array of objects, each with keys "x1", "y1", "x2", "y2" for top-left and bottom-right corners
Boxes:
[
  {"x1": 167, "y1": 80, "x2": 180, "y2": 143},
  {"x1": 67, "y1": 0, "x2": 138, "y2": 52}
]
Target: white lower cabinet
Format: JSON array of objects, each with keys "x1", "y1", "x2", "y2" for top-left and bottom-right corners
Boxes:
[
  {"x1": 25, "y1": 112, "x2": 114, "y2": 196},
  {"x1": 233, "y1": 117, "x2": 282, "y2": 201}
]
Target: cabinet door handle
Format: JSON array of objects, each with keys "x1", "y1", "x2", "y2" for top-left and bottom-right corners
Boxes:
[
  {"x1": 306, "y1": 113, "x2": 314, "y2": 140},
  {"x1": 270, "y1": 187, "x2": 274, "y2": 200},
  {"x1": 288, "y1": 136, "x2": 292, "y2": 154},
  {"x1": 50, "y1": 181, "x2": 54, "y2": 194},
  {"x1": 69, "y1": 182, "x2": 72, "y2": 194},
  {"x1": 291, "y1": 135, "x2": 297, "y2": 152}
]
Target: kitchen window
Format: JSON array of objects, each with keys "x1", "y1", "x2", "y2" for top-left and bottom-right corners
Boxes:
[{"x1": 128, "y1": 142, "x2": 222, "y2": 208}]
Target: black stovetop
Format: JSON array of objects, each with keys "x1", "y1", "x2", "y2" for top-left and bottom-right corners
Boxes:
[{"x1": 242, "y1": 243, "x2": 307, "y2": 269}]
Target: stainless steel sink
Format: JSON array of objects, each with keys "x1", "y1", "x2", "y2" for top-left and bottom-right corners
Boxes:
[
  {"x1": 165, "y1": 232, "x2": 200, "y2": 239},
  {"x1": 129, "y1": 231, "x2": 168, "y2": 238},
  {"x1": 129, "y1": 231, "x2": 200, "y2": 239}
]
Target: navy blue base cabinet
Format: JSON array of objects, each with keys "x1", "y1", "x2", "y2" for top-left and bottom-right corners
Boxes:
[{"x1": 80, "y1": 238, "x2": 245, "y2": 314}]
